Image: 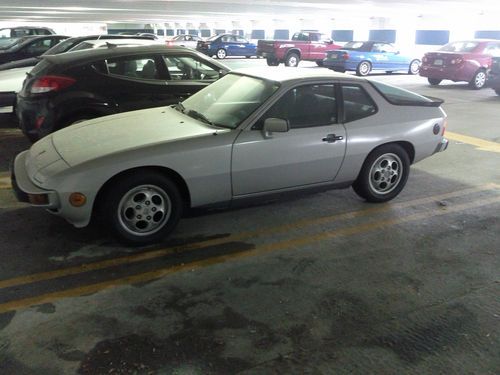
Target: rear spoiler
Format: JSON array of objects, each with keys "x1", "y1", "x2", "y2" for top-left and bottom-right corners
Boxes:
[{"x1": 422, "y1": 96, "x2": 445, "y2": 107}]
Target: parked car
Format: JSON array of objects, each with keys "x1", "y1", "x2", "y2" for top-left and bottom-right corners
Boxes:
[
  {"x1": 0, "y1": 26, "x2": 55, "y2": 49},
  {"x1": 420, "y1": 40, "x2": 500, "y2": 89},
  {"x1": 12, "y1": 68, "x2": 448, "y2": 245},
  {"x1": 197, "y1": 34, "x2": 257, "y2": 59},
  {"x1": 323, "y1": 41, "x2": 421, "y2": 76},
  {"x1": 487, "y1": 57, "x2": 500, "y2": 95},
  {"x1": 257, "y1": 31, "x2": 341, "y2": 67},
  {"x1": 0, "y1": 35, "x2": 68, "y2": 65},
  {"x1": 16, "y1": 45, "x2": 230, "y2": 142},
  {"x1": 167, "y1": 34, "x2": 203, "y2": 49},
  {"x1": 0, "y1": 38, "x2": 159, "y2": 114}
]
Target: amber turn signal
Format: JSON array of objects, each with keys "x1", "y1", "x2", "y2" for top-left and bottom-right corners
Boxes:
[{"x1": 69, "y1": 192, "x2": 86, "y2": 207}]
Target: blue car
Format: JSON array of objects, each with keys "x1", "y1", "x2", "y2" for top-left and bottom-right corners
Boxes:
[
  {"x1": 196, "y1": 34, "x2": 257, "y2": 59},
  {"x1": 323, "y1": 41, "x2": 421, "y2": 76}
]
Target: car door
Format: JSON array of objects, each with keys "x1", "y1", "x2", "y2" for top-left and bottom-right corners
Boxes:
[
  {"x1": 99, "y1": 54, "x2": 172, "y2": 111},
  {"x1": 231, "y1": 83, "x2": 346, "y2": 196},
  {"x1": 235, "y1": 36, "x2": 251, "y2": 55},
  {"x1": 161, "y1": 53, "x2": 222, "y2": 101},
  {"x1": 223, "y1": 35, "x2": 239, "y2": 56}
]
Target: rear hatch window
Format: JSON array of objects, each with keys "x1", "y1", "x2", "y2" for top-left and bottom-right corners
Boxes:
[
  {"x1": 30, "y1": 58, "x2": 52, "y2": 76},
  {"x1": 370, "y1": 80, "x2": 443, "y2": 106}
]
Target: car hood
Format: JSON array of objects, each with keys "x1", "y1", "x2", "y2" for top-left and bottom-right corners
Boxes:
[
  {"x1": 0, "y1": 66, "x2": 30, "y2": 92},
  {"x1": 52, "y1": 106, "x2": 229, "y2": 167}
]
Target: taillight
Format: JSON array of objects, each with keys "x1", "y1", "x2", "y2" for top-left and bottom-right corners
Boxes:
[
  {"x1": 30, "y1": 75, "x2": 76, "y2": 94},
  {"x1": 342, "y1": 52, "x2": 349, "y2": 60}
]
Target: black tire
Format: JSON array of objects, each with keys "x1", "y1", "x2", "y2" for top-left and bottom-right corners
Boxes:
[
  {"x1": 216, "y1": 48, "x2": 227, "y2": 59},
  {"x1": 352, "y1": 144, "x2": 410, "y2": 203},
  {"x1": 495, "y1": 89, "x2": 500, "y2": 96},
  {"x1": 385, "y1": 71, "x2": 394, "y2": 74},
  {"x1": 102, "y1": 171, "x2": 183, "y2": 245},
  {"x1": 408, "y1": 59, "x2": 420, "y2": 75},
  {"x1": 316, "y1": 60, "x2": 324, "y2": 67},
  {"x1": 428, "y1": 78, "x2": 442, "y2": 86},
  {"x1": 266, "y1": 57, "x2": 279, "y2": 66},
  {"x1": 469, "y1": 69, "x2": 487, "y2": 90},
  {"x1": 356, "y1": 61, "x2": 371, "y2": 76},
  {"x1": 331, "y1": 68, "x2": 346, "y2": 73},
  {"x1": 245, "y1": 55, "x2": 251, "y2": 59},
  {"x1": 285, "y1": 52, "x2": 300, "y2": 67}
]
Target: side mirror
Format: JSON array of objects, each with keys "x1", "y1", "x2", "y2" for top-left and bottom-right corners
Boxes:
[{"x1": 262, "y1": 117, "x2": 290, "y2": 137}]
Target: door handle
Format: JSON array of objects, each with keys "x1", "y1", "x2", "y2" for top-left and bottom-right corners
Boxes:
[{"x1": 322, "y1": 134, "x2": 343, "y2": 143}]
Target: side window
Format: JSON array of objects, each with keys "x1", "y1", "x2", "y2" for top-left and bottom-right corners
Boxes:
[
  {"x1": 221, "y1": 36, "x2": 231, "y2": 42},
  {"x1": 163, "y1": 55, "x2": 219, "y2": 80},
  {"x1": 236, "y1": 37, "x2": 247, "y2": 43},
  {"x1": 341, "y1": 85, "x2": 377, "y2": 123},
  {"x1": 485, "y1": 43, "x2": 500, "y2": 57},
  {"x1": 25, "y1": 38, "x2": 54, "y2": 54},
  {"x1": 310, "y1": 33, "x2": 320, "y2": 42},
  {"x1": 256, "y1": 84, "x2": 337, "y2": 129},
  {"x1": 105, "y1": 56, "x2": 159, "y2": 79}
]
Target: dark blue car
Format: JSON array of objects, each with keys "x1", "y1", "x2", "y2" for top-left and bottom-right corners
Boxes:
[
  {"x1": 323, "y1": 41, "x2": 421, "y2": 76},
  {"x1": 196, "y1": 34, "x2": 257, "y2": 59}
]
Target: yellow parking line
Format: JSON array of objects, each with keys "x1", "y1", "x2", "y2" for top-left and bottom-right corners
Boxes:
[
  {"x1": 0, "y1": 184, "x2": 497, "y2": 291},
  {"x1": 0, "y1": 176, "x2": 11, "y2": 189},
  {"x1": 0, "y1": 194, "x2": 498, "y2": 314},
  {"x1": 446, "y1": 131, "x2": 500, "y2": 153}
]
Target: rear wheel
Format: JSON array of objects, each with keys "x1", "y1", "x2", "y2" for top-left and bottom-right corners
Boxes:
[
  {"x1": 285, "y1": 52, "x2": 300, "y2": 67},
  {"x1": 266, "y1": 57, "x2": 279, "y2": 66},
  {"x1": 103, "y1": 171, "x2": 183, "y2": 245},
  {"x1": 245, "y1": 55, "x2": 251, "y2": 59},
  {"x1": 408, "y1": 59, "x2": 421, "y2": 75},
  {"x1": 216, "y1": 48, "x2": 227, "y2": 59},
  {"x1": 356, "y1": 61, "x2": 371, "y2": 76},
  {"x1": 428, "y1": 78, "x2": 442, "y2": 86},
  {"x1": 469, "y1": 69, "x2": 487, "y2": 90},
  {"x1": 352, "y1": 144, "x2": 410, "y2": 203},
  {"x1": 316, "y1": 60, "x2": 324, "y2": 67}
]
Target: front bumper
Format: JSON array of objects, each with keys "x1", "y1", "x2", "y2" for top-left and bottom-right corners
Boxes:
[{"x1": 11, "y1": 150, "x2": 59, "y2": 208}]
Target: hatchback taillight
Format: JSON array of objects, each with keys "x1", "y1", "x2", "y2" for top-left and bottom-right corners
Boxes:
[
  {"x1": 30, "y1": 75, "x2": 76, "y2": 94},
  {"x1": 342, "y1": 52, "x2": 349, "y2": 60}
]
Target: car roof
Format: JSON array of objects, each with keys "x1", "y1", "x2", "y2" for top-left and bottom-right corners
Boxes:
[
  {"x1": 232, "y1": 67, "x2": 364, "y2": 84},
  {"x1": 43, "y1": 45, "x2": 227, "y2": 67},
  {"x1": 75, "y1": 38, "x2": 158, "y2": 47}
]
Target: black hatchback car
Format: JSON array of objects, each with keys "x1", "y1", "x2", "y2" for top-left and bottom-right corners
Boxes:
[
  {"x1": 17, "y1": 45, "x2": 230, "y2": 141},
  {"x1": 488, "y1": 57, "x2": 500, "y2": 95},
  {"x1": 0, "y1": 35, "x2": 68, "y2": 64}
]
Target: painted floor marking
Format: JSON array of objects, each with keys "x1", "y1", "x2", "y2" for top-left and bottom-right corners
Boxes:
[
  {"x1": 446, "y1": 131, "x2": 500, "y2": 153},
  {"x1": 0, "y1": 184, "x2": 496, "y2": 291}
]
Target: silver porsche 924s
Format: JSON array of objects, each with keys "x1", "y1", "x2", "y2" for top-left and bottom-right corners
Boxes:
[{"x1": 12, "y1": 67, "x2": 448, "y2": 245}]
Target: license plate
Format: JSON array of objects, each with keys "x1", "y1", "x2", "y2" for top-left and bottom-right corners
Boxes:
[
  {"x1": 433, "y1": 59, "x2": 443, "y2": 66},
  {"x1": 329, "y1": 53, "x2": 338, "y2": 59}
]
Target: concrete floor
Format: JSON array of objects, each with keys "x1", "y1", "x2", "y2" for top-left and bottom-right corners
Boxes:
[{"x1": 0, "y1": 59, "x2": 499, "y2": 374}]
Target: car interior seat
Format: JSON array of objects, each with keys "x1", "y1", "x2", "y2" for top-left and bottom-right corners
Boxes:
[{"x1": 141, "y1": 60, "x2": 157, "y2": 79}]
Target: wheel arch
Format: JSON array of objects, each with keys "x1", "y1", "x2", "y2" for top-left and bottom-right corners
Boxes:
[
  {"x1": 285, "y1": 48, "x2": 301, "y2": 59},
  {"x1": 93, "y1": 166, "x2": 192, "y2": 219},
  {"x1": 364, "y1": 140, "x2": 415, "y2": 167}
]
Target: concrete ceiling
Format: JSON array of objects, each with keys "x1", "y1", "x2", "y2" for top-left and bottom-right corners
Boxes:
[{"x1": 1, "y1": 0, "x2": 500, "y2": 24}]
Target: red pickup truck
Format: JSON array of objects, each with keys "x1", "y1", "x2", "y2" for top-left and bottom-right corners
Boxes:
[{"x1": 257, "y1": 31, "x2": 342, "y2": 67}]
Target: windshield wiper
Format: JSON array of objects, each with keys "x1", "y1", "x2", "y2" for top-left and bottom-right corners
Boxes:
[
  {"x1": 174, "y1": 101, "x2": 185, "y2": 113},
  {"x1": 186, "y1": 109, "x2": 215, "y2": 127}
]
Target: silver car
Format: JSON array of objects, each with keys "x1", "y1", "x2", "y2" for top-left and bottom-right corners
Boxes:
[
  {"x1": 11, "y1": 68, "x2": 448, "y2": 245},
  {"x1": 167, "y1": 34, "x2": 202, "y2": 49}
]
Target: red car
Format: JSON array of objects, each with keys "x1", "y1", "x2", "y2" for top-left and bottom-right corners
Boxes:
[{"x1": 420, "y1": 40, "x2": 500, "y2": 89}]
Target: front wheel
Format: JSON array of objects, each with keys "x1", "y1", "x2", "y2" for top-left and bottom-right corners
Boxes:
[
  {"x1": 408, "y1": 59, "x2": 421, "y2": 75},
  {"x1": 356, "y1": 61, "x2": 371, "y2": 76},
  {"x1": 285, "y1": 52, "x2": 300, "y2": 67},
  {"x1": 103, "y1": 171, "x2": 183, "y2": 245},
  {"x1": 352, "y1": 144, "x2": 410, "y2": 203},
  {"x1": 216, "y1": 48, "x2": 227, "y2": 59},
  {"x1": 469, "y1": 70, "x2": 487, "y2": 90},
  {"x1": 428, "y1": 78, "x2": 442, "y2": 86}
]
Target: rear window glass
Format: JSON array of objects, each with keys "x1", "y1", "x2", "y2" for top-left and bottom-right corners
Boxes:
[
  {"x1": 30, "y1": 59, "x2": 52, "y2": 76},
  {"x1": 439, "y1": 41, "x2": 479, "y2": 53},
  {"x1": 369, "y1": 80, "x2": 435, "y2": 106},
  {"x1": 343, "y1": 41, "x2": 365, "y2": 50}
]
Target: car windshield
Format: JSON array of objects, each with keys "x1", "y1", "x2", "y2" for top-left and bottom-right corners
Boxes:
[
  {"x1": 207, "y1": 35, "x2": 220, "y2": 41},
  {"x1": 181, "y1": 73, "x2": 280, "y2": 129},
  {"x1": 0, "y1": 36, "x2": 28, "y2": 50},
  {"x1": 439, "y1": 41, "x2": 479, "y2": 53}
]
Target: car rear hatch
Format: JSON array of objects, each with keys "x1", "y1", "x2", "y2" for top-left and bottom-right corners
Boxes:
[
  {"x1": 257, "y1": 40, "x2": 276, "y2": 54},
  {"x1": 325, "y1": 49, "x2": 350, "y2": 60},
  {"x1": 422, "y1": 52, "x2": 464, "y2": 68},
  {"x1": 18, "y1": 57, "x2": 54, "y2": 97}
]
